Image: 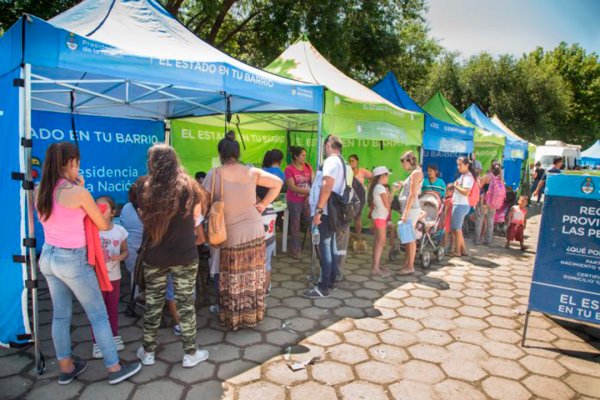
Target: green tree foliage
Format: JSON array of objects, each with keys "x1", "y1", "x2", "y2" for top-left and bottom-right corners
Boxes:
[{"x1": 0, "y1": 0, "x2": 80, "y2": 34}]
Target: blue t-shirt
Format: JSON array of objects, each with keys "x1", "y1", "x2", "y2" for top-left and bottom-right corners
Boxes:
[
  {"x1": 263, "y1": 166, "x2": 285, "y2": 182},
  {"x1": 422, "y1": 177, "x2": 446, "y2": 198}
]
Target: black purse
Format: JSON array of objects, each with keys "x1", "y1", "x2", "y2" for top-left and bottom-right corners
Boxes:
[{"x1": 134, "y1": 236, "x2": 148, "y2": 292}]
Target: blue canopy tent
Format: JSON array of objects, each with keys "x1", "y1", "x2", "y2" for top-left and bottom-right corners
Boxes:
[
  {"x1": 463, "y1": 104, "x2": 528, "y2": 189},
  {"x1": 581, "y1": 140, "x2": 600, "y2": 168},
  {"x1": 0, "y1": 0, "x2": 323, "y2": 372},
  {"x1": 373, "y1": 72, "x2": 474, "y2": 181}
]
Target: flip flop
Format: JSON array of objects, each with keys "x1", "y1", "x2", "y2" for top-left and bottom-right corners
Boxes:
[
  {"x1": 373, "y1": 270, "x2": 391, "y2": 278},
  {"x1": 397, "y1": 268, "x2": 415, "y2": 276}
]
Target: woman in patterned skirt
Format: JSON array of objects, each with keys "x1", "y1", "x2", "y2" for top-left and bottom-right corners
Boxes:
[{"x1": 204, "y1": 131, "x2": 282, "y2": 330}]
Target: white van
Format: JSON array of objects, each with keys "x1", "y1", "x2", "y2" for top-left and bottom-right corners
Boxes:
[{"x1": 535, "y1": 140, "x2": 581, "y2": 170}]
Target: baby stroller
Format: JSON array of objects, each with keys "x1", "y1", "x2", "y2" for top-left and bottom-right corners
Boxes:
[{"x1": 389, "y1": 190, "x2": 446, "y2": 268}]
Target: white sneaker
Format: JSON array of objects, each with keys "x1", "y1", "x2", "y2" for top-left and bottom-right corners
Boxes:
[
  {"x1": 136, "y1": 345, "x2": 156, "y2": 366},
  {"x1": 113, "y1": 336, "x2": 125, "y2": 351},
  {"x1": 92, "y1": 343, "x2": 103, "y2": 359},
  {"x1": 173, "y1": 324, "x2": 182, "y2": 336},
  {"x1": 182, "y1": 348, "x2": 209, "y2": 368}
]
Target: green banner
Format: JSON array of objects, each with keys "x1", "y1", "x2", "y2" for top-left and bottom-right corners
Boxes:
[
  {"x1": 323, "y1": 91, "x2": 423, "y2": 146},
  {"x1": 475, "y1": 142, "x2": 504, "y2": 172},
  {"x1": 171, "y1": 119, "x2": 288, "y2": 175}
]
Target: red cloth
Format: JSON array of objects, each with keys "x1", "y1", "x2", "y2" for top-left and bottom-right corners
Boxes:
[
  {"x1": 506, "y1": 223, "x2": 524, "y2": 242},
  {"x1": 84, "y1": 216, "x2": 113, "y2": 292},
  {"x1": 444, "y1": 197, "x2": 453, "y2": 233}
]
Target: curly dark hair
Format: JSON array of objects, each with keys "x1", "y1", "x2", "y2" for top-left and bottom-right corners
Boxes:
[{"x1": 140, "y1": 144, "x2": 206, "y2": 246}]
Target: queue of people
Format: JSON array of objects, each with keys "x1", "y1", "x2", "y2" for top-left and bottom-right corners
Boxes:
[{"x1": 36, "y1": 133, "x2": 528, "y2": 384}]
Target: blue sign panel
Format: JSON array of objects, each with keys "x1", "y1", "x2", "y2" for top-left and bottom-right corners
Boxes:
[{"x1": 528, "y1": 174, "x2": 600, "y2": 325}]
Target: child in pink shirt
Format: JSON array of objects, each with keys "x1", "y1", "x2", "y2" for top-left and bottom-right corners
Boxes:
[{"x1": 505, "y1": 195, "x2": 528, "y2": 251}]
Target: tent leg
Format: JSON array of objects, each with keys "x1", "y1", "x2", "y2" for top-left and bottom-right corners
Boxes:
[
  {"x1": 164, "y1": 119, "x2": 171, "y2": 145},
  {"x1": 316, "y1": 112, "x2": 323, "y2": 167},
  {"x1": 521, "y1": 310, "x2": 531, "y2": 348},
  {"x1": 23, "y1": 64, "x2": 44, "y2": 374}
]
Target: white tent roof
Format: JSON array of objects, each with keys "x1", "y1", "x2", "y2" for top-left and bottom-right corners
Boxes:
[
  {"x1": 581, "y1": 140, "x2": 600, "y2": 159},
  {"x1": 267, "y1": 38, "x2": 417, "y2": 112}
]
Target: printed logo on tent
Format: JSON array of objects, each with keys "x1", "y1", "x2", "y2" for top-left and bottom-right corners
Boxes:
[
  {"x1": 32, "y1": 157, "x2": 42, "y2": 182},
  {"x1": 581, "y1": 177, "x2": 595, "y2": 195},
  {"x1": 66, "y1": 33, "x2": 79, "y2": 51},
  {"x1": 292, "y1": 89, "x2": 297, "y2": 95}
]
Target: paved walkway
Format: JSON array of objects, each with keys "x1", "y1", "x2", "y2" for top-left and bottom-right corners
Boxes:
[{"x1": 1, "y1": 211, "x2": 599, "y2": 399}]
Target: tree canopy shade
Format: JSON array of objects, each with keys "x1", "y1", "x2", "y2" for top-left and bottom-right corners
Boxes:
[{"x1": 265, "y1": 38, "x2": 423, "y2": 144}]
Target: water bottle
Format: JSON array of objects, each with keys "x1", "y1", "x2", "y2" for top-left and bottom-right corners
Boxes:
[{"x1": 312, "y1": 225, "x2": 320, "y2": 245}]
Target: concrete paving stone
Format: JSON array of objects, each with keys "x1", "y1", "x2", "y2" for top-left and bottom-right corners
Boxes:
[
  {"x1": 441, "y1": 358, "x2": 488, "y2": 381},
  {"x1": 225, "y1": 330, "x2": 263, "y2": 347},
  {"x1": 479, "y1": 357, "x2": 527, "y2": 380},
  {"x1": 525, "y1": 327, "x2": 559, "y2": 342},
  {"x1": 403, "y1": 297, "x2": 434, "y2": 309},
  {"x1": 237, "y1": 381, "x2": 285, "y2": 400},
  {"x1": 343, "y1": 297, "x2": 376, "y2": 309},
  {"x1": 242, "y1": 344, "x2": 281, "y2": 363},
  {"x1": 446, "y1": 342, "x2": 488, "y2": 361},
  {"x1": 369, "y1": 343, "x2": 409, "y2": 364},
  {"x1": 390, "y1": 380, "x2": 440, "y2": 400},
  {"x1": 483, "y1": 327, "x2": 522, "y2": 344},
  {"x1": 420, "y1": 317, "x2": 457, "y2": 331},
  {"x1": 197, "y1": 328, "x2": 226, "y2": 346},
  {"x1": 410, "y1": 288, "x2": 438, "y2": 299},
  {"x1": 0, "y1": 353, "x2": 32, "y2": 378},
  {"x1": 354, "y1": 318, "x2": 389, "y2": 333},
  {"x1": 254, "y1": 316, "x2": 282, "y2": 332},
  {"x1": 356, "y1": 360, "x2": 403, "y2": 384},
  {"x1": 156, "y1": 341, "x2": 187, "y2": 363},
  {"x1": 485, "y1": 316, "x2": 521, "y2": 330},
  {"x1": 218, "y1": 360, "x2": 259, "y2": 381},
  {"x1": 482, "y1": 341, "x2": 525, "y2": 360},
  {"x1": 557, "y1": 355, "x2": 600, "y2": 378},
  {"x1": 433, "y1": 379, "x2": 487, "y2": 400},
  {"x1": 316, "y1": 297, "x2": 344, "y2": 308},
  {"x1": 286, "y1": 317, "x2": 318, "y2": 332},
  {"x1": 488, "y1": 288, "x2": 516, "y2": 298},
  {"x1": 305, "y1": 330, "x2": 342, "y2": 347},
  {"x1": 460, "y1": 296, "x2": 491, "y2": 308},
  {"x1": 312, "y1": 360, "x2": 355, "y2": 385},
  {"x1": 426, "y1": 307, "x2": 459, "y2": 320},
  {"x1": 386, "y1": 288, "x2": 410, "y2": 300},
  {"x1": 226, "y1": 364, "x2": 261, "y2": 385},
  {"x1": 77, "y1": 359, "x2": 111, "y2": 384},
  {"x1": 553, "y1": 338, "x2": 598, "y2": 353},
  {"x1": 26, "y1": 380, "x2": 83, "y2": 400},
  {"x1": 518, "y1": 355, "x2": 568, "y2": 377},
  {"x1": 264, "y1": 360, "x2": 308, "y2": 385},
  {"x1": 300, "y1": 306, "x2": 332, "y2": 320},
  {"x1": 280, "y1": 281, "x2": 308, "y2": 291},
  {"x1": 482, "y1": 377, "x2": 532, "y2": 400},
  {"x1": 453, "y1": 316, "x2": 490, "y2": 330},
  {"x1": 486, "y1": 305, "x2": 516, "y2": 318},
  {"x1": 374, "y1": 307, "x2": 397, "y2": 319},
  {"x1": 379, "y1": 329, "x2": 418, "y2": 347},
  {"x1": 79, "y1": 380, "x2": 134, "y2": 400},
  {"x1": 327, "y1": 318, "x2": 355, "y2": 333},
  {"x1": 355, "y1": 288, "x2": 383, "y2": 300},
  {"x1": 186, "y1": 380, "x2": 223, "y2": 400},
  {"x1": 458, "y1": 305, "x2": 490, "y2": 318},
  {"x1": 264, "y1": 330, "x2": 300, "y2": 347},
  {"x1": 290, "y1": 381, "x2": 337, "y2": 400},
  {"x1": 523, "y1": 375, "x2": 576, "y2": 400},
  {"x1": 408, "y1": 343, "x2": 451, "y2": 363},
  {"x1": 487, "y1": 296, "x2": 517, "y2": 308},
  {"x1": 130, "y1": 360, "x2": 170, "y2": 384},
  {"x1": 282, "y1": 297, "x2": 313, "y2": 309},
  {"x1": 389, "y1": 317, "x2": 424, "y2": 332},
  {"x1": 395, "y1": 306, "x2": 429, "y2": 320},
  {"x1": 340, "y1": 380, "x2": 389, "y2": 400},
  {"x1": 169, "y1": 360, "x2": 215, "y2": 384},
  {"x1": 433, "y1": 297, "x2": 462, "y2": 308},
  {"x1": 0, "y1": 374, "x2": 33, "y2": 399},
  {"x1": 328, "y1": 343, "x2": 369, "y2": 364},
  {"x1": 344, "y1": 330, "x2": 380, "y2": 347},
  {"x1": 402, "y1": 360, "x2": 445, "y2": 384},
  {"x1": 346, "y1": 275, "x2": 370, "y2": 283},
  {"x1": 119, "y1": 325, "x2": 144, "y2": 343},
  {"x1": 267, "y1": 306, "x2": 299, "y2": 320},
  {"x1": 416, "y1": 329, "x2": 453, "y2": 346},
  {"x1": 374, "y1": 297, "x2": 405, "y2": 310},
  {"x1": 363, "y1": 281, "x2": 389, "y2": 291}
]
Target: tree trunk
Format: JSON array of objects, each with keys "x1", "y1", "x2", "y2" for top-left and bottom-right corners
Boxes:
[{"x1": 206, "y1": 0, "x2": 237, "y2": 45}]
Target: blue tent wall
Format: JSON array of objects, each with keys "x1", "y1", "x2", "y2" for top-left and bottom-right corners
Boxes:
[
  {"x1": 372, "y1": 72, "x2": 473, "y2": 180},
  {"x1": 0, "y1": 68, "x2": 31, "y2": 347}
]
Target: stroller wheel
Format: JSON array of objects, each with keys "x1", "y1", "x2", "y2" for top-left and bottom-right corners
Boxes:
[
  {"x1": 435, "y1": 247, "x2": 445, "y2": 263},
  {"x1": 421, "y1": 251, "x2": 432, "y2": 268},
  {"x1": 389, "y1": 248, "x2": 400, "y2": 261}
]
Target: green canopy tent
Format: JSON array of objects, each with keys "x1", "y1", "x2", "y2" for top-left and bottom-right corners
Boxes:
[
  {"x1": 265, "y1": 37, "x2": 424, "y2": 173},
  {"x1": 422, "y1": 92, "x2": 505, "y2": 172}
]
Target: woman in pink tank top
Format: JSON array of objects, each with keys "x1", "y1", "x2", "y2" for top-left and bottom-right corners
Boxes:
[{"x1": 36, "y1": 142, "x2": 141, "y2": 385}]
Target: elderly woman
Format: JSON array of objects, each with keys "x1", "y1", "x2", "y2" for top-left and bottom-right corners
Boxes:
[
  {"x1": 396, "y1": 151, "x2": 423, "y2": 275},
  {"x1": 204, "y1": 131, "x2": 282, "y2": 330}
]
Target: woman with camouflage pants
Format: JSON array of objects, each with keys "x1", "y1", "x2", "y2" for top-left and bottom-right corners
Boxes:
[{"x1": 136, "y1": 144, "x2": 210, "y2": 368}]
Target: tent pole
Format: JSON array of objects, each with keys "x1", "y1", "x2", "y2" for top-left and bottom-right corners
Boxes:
[
  {"x1": 23, "y1": 63, "x2": 43, "y2": 374},
  {"x1": 164, "y1": 119, "x2": 171, "y2": 145},
  {"x1": 316, "y1": 112, "x2": 323, "y2": 167}
]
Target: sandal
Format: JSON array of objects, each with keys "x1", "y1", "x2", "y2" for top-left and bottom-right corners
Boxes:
[
  {"x1": 397, "y1": 268, "x2": 415, "y2": 276},
  {"x1": 373, "y1": 270, "x2": 391, "y2": 278}
]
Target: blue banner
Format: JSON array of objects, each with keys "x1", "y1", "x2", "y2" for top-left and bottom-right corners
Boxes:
[
  {"x1": 422, "y1": 149, "x2": 466, "y2": 182},
  {"x1": 31, "y1": 111, "x2": 164, "y2": 251},
  {"x1": 528, "y1": 174, "x2": 600, "y2": 325}
]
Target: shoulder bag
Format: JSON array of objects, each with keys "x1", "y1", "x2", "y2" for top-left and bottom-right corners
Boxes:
[{"x1": 208, "y1": 168, "x2": 227, "y2": 246}]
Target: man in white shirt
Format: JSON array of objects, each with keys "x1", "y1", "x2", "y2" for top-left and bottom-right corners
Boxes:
[{"x1": 304, "y1": 135, "x2": 347, "y2": 298}]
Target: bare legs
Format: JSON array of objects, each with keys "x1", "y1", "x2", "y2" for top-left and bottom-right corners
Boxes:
[{"x1": 371, "y1": 226, "x2": 389, "y2": 276}]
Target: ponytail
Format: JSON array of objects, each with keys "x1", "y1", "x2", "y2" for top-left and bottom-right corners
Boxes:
[
  {"x1": 37, "y1": 142, "x2": 80, "y2": 221},
  {"x1": 457, "y1": 156, "x2": 478, "y2": 180},
  {"x1": 262, "y1": 148, "x2": 284, "y2": 168}
]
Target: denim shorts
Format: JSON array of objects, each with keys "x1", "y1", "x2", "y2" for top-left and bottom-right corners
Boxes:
[
  {"x1": 265, "y1": 241, "x2": 276, "y2": 273},
  {"x1": 451, "y1": 204, "x2": 471, "y2": 230}
]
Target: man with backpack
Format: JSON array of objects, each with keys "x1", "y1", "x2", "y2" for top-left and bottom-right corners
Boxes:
[
  {"x1": 474, "y1": 163, "x2": 506, "y2": 245},
  {"x1": 305, "y1": 135, "x2": 356, "y2": 299}
]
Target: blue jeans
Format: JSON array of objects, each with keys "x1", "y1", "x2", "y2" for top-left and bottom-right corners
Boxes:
[
  {"x1": 318, "y1": 215, "x2": 339, "y2": 293},
  {"x1": 40, "y1": 244, "x2": 119, "y2": 368}
]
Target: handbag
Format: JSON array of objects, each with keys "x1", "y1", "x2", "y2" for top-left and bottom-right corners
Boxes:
[
  {"x1": 208, "y1": 168, "x2": 227, "y2": 246},
  {"x1": 134, "y1": 235, "x2": 148, "y2": 292}
]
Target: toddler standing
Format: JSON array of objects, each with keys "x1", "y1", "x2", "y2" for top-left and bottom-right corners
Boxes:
[
  {"x1": 93, "y1": 196, "x2": 129, "y2": 358},
  {"x1": 505, "y1": 195, "x2": 528, "y2": 251}
]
